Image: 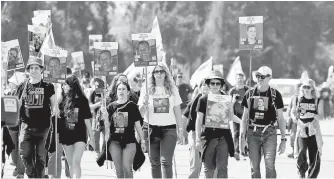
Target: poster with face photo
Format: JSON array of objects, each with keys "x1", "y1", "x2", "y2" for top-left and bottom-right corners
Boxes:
[
  {"x1": 132, "y1": 33, "x2": 158, "y2": 67},
  {"x1": 5, "y1": 39, "x2": 24, "y2": 71},
  {"x1": 43, "y1": 49, "x2": 67, "y2": 83},
  {"x1": 239, "y1": 16, "x2": 263, "y2": 50},
  {"x1": 153, "y1": 98, "x2": 170, "y2": 113},
  {"x1": 28, "y1": 25, "x2": 47, "y2": 57},
  {"x1": 70, "y1": 51, "x2": 85, "y2": 70},
  {"x1": 94, "y1": 42, "x2": 118, "y2": 76},
  {"x1": 252, "y1": 96, "x2": 269, "y2": 120},
  {"x1": 205, "y1": 94, "x2": 232, "y2": 129},
  {"x1": 112, "y1": 112, "x2": 128, "y2": 133},
  {"x1": 89, "y1": 35, "x2": 103, "y2": 53}
]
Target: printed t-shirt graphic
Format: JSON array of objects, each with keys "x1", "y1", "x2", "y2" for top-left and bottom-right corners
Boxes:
[
  {"x1": 25, "y1": 87, "x2": 45, "y2": 109},
  {"x1": 153, "y1": 98, "x2": 170, "y2": 113},
  {"x1": 299, "y1": 102, "x2": 316, "y2": 119},
  {"x1": 113, "y1": 112, "x2": 128, "y2": 133},
  {"x1": 65, "y1": 108, "x2": 79, "y2": 130},
  {"x1": 252, "y1": 96, "x2": 268, "y2": 120},
  {"x1": 205, "y1": 94, "x2": 231, "y2": 129}
]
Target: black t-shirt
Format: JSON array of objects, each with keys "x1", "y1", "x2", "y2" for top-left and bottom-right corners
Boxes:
[
  {"x1": 178, "y1": 83, "x2": 192, "y2": 109},
  {"x1": 185, "y1": 93, "x2": 202, "y2": 132},
  {"x1": 107, "y1": 101, "x2": 141, "y2": 144},
  {"x1": 242, "y1": 87, "x2": 284, "y2": 125},
  {"x1": 229, "y1": 86, "x2": 249, "y2": 117},
  {"x1": 16, "y1": 80, "x2": 55, "y2": 129},
  {"x1": 296, "y1": 97, "x2": 318, "y2": 124},
  {"x1": 59, "y1": 96, "x2": 92, "y2": 145},
  {"x1": 196, "y1": 93, "x2": 231, "y2": 139},
  {"x1": 90, "y1": 91, "x2": 102, "y2": 115}
]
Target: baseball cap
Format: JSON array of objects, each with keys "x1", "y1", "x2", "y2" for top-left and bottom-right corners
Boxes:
[
  {"x1": 26, "y1": 56, "x2": 43, "y2": 70},
  {"x1": 256, "y1": 66, "x2": 272, "y2": 76}
]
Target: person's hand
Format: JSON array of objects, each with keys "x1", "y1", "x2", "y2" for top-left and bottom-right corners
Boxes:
[
  {"x1": 277, "y1": 140, "x2": 286, "y2": 155},
  {"x1": 144, "y1": 94, "x2": 149, "y2": 105},
  {"x1": 195, "y1": 139, "x2": 202, "y2": 151},
  {"x1": 239, "y1": 137, "x2": 248, "y2": 154},
  {"x1": 232, "y1": 94, "x2": 237, "y2": 104},
  {"x1": 141, "y1": 142, "x2": 147, "y2": 153},
  {"x1": 89, "y1": 138, "x2": 96, "y2": 151},
  {"x1": 177, "y1": 128, "x2": 184, "y2": 143}
]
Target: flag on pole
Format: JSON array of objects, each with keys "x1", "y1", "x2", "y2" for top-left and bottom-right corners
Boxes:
[
  {"x1": 300, "y1": 70, "x2": 309, "y2": 81},
  {"x1": 226, "y1": 56, "x2": 246, "y2": 86},
  {"x1": 151, "y1": 16, "x2": 163, "y2": 52},
  {"x1": 190, "y1": 56, "x2": 213, "y2": 89}
]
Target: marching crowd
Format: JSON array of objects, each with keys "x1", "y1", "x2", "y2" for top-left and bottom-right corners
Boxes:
[{"x1": 1, "y1": 54, "x2": 333, "y2": 179}]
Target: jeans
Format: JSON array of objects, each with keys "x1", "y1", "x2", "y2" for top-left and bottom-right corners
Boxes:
[
  {"x1": 202, "y1": 136, "x2": 229, "y2": 178},
  {"x1": 109, "y1": 141, "x2": 136, "y2": 178},
  {"x1": 48, "y1": 134, "x2": 62, "y2": 178},
  {"x1": 247, "y1": 126, "x2": 277, "y2": 178},
  {"x1": 188, "y1": 131, "x2": 202, "y2": 178},
  {"x1": 296, "y1": 135, "x2": 321, "y2": 178},
  {"x1": 19, "y1": 123, "x2": 49, "y2": 178},
  {"x1": 93, "y1": 128, "x2": 105, "y2": 153},
  {"x1": 233, "y1": 122, "x2": 240, "y2": 154},
  {"x1": 8, "y1": 129, "x2": 25, "y2": 175},
  {"x1": 145, "y1": 126, "x2": 177, "y2": 178}
]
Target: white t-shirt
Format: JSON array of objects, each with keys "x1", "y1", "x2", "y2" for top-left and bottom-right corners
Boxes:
[{"x1": 138, "y1": 84, "x2": 182, "y2": 126}]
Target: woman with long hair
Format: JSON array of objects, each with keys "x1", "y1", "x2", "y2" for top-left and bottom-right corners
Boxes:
[
  {"x1": 107, "y1": 74, "x2": 138, "y2": 105},
  {"x1": 101, "y1": 81, "x2": 146, "y2": 178},
  {"x1": 58, "y1": 75, "x2": 95, "y2": 178},
  {"x1": 291, "y1": 78, "x2": 324, "y2": 178},
  {"x1": 138, "y1": 64, "x2": 183, "y2": 178}
]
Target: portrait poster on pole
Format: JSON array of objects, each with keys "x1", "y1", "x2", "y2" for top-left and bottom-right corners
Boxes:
[
  {"x1": 239, "y1": 16, "x2": 263, "y2": 50},
  {"x1": 89, "y1": 35, "x2": 103, "y2": 53},
  {"x1": 205, "y1": 94, "x2": 232, "y2": 129},
  {"x1": 94, "y1": 42, "x2": 118, "y2": 76},
  {"x1": 28, "y1": 25, "x2": 48, "y2": 57},
  {"x1": 131, "y1": 33, "x2": 157, "y2": 67},
  {"x1": 5, "y1": 40, "x2": 24, "y2": 71},
  {"x1": 43, "y1": 49, "x2": 68, "y2": 83}
]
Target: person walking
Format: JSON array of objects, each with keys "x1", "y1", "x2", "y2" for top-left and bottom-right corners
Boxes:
[
  {"x1": 291, "y1": 78, "x2": 323, "y2": 178},
  {"x1": 240, "y1": 66, "x2": 287, "y2": 178},
  {"x1": 138, "y1": 64, "x2": 183, "y2": 178},
  {"x1": 101, "y1": 81, "x2": 146, "y2": 178},
  {"x1": 58, "y1": 75, "x2": 95, "y2": 178}
]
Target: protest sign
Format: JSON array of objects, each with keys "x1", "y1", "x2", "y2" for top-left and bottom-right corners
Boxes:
[
  {"x1": 89, "y1": 35, "x2": 103, "y2": 53},
  {"x1": 93, "y1": 76, "x2": 106, "y2": 95},
  {"x1": 28, "y1": 25, "x2": 48, "y2": 57},
  {"x1": 205, "y1": 94, "x2": 232, "y2": 129},
  {"x1": 70, "y1": 51, "x2": 85, "y2": 70},
  {"x1": 4, "y1": 40, "x2": 24, "y2": 71},
  {"x1": 239, "y1": 16, "x2": 263, "y2": 50},
  {"x1": 131, "y1": 33, "x2": 158, "y2": 67},
  {"x1": 43, "y1": 49, "x2": 68, "y2": 83},
  {"x1": 2, "y1": 42, "x2": 9, "y2": 63},
  {"x1": 94, "y1": 42, "x2": 118, "y2": 76}
]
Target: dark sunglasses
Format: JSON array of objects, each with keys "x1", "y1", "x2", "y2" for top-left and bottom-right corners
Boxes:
[
  {"x1": 302, "y1": 86, "x2": 312, "y2": 89},
  {"x1": 255, "y1": 74, "x2": 270, "y2": 80},
  {"x1": 153, "y1": 70, "x2": 165, "y2": 74},
  {"x1": 210, "y1": 82, "x2": 221, "y2": 86}
]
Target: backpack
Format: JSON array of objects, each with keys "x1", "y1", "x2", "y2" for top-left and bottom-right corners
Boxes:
[{"x1": 247, "y1": 86, "x2": 277, "y2": 125}]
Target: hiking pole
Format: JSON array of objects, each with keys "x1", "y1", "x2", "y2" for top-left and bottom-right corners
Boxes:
[
  {"x1": 145, "y1": 66, "x2": 150, "y2": 155},
  {"x1": 54, "y1": 83, "x2": 58, "y2": 174}
]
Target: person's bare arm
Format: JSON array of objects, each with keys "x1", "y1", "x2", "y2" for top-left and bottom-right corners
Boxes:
[
  {"x1": 240, "y1": 107, "x2": 249, "y2": 139},
  {"x1": 316, "y1": 99, "x2": 324, "y2": 120},
  {"x1": 277, "y1": 109, "x2": 286, "y2": 139},
  {"x1": 195, "y1": 112, "x2": 204, "y2": 142},
  {"x1": 135, "y1": 121, "x2": 145, "y2": 142},
  {"x1": 173, "y1": 105, "x2": 183, "y2": 130}
]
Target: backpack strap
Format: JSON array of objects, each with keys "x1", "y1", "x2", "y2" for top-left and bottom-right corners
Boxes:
[{"x1": 247, "y1": 87, "x2": 256, "y2": 124}]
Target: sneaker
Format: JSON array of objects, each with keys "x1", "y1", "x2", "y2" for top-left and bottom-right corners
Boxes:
[
  {"x1": 16, "y1": 174, "x2": 24, "y2": 179},
  {"x1": 234, "y1": 153, "x2": 240, "y2": 161},
  {"x1": 13, "y1": 169, "x2": 18, "y2": 176},
  {"x1": 287, "y1": 153, "x2": 294, "y2": 158}
]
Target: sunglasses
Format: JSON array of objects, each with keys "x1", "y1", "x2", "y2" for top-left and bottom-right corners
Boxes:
[
  {"x1": 210, "y1": 82, "x2": 221, "y2": 86},
  {"x1": 153, "y1": 70, "x2": 165, "y2": 74},
  {"x1": 255, "y1": 74, "x2": 270, "y2": 80},
  {"x1": 302, "y1": 86, "x2": 312, "y2": 90}
]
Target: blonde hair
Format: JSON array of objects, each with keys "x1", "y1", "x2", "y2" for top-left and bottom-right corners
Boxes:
[
  {"x1": 298, "y1": 79, "x2": 316, "y2": 99},
  {"x1": 148, "y1": 64, "x2": 175, "y2": 96}
]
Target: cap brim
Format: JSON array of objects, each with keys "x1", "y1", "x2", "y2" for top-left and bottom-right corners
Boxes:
[
  {"x1": 206, "y1": 75, "x2": 224, "y2": 80},
  {"x1": 26, "y1": 63, "x2": 43, "y2": 69}
]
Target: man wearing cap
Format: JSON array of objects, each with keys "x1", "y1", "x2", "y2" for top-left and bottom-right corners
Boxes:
[
  {"x1": 195, "y1": 70, "x2": 241, "y2": 178},
  {"x1": 228, "y1": 73, "x2": 249, "y2": 160},
  {"x1": 15, "y1": 57, "x2": 58, "y2": 178},
  {"x1": 240, "y1": 66, "x2": 286, "y2": 178}
]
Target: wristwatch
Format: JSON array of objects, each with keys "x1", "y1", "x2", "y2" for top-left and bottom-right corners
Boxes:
[{"x1": 281, "y1": 138, "x2": 287, "y2": 142}]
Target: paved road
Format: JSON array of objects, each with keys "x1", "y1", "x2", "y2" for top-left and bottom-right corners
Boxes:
[{"x1": 3, "y1": 120, "x2": 334, "y2": 178}]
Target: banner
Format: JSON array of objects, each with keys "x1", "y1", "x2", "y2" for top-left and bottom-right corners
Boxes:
[
  {"x1": 43, "y1": 49, "x2": 68, "y2": 83},
  {"x1": 28, "y1": 25, "x2": 48, "y2": 57},
  {"x1": 213, "y1": 64, "x2": 224, "y2": 76},
  {"x1": 4, "y1": 39, "x2": 24, "y2": 71},
  {"x1": 190, "y1": 56, "x2": 213, "y2": 89},
  {"x1": 205, "y1": 94, "x2": 232, "y2": 129},
  {"x1": 89, "y1": 35, "x2": 103, "y2": 53},
  {"x1": 70, "y1": 51, "x2": 85, "y2": 70},
  {"x1": 94, "y1": 42, "x2": 118, "y2": 76},
  {"x1": 239, "y1": 16, "x2": 263, "y2": 50},
  {"x1": 132, "y1": 33, "x2": 157, "y2": 67},
  {"x1": 226, "y1": 56, "x2": 246, "y2": 86}
]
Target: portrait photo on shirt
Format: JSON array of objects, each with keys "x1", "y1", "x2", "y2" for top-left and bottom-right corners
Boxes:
[
  {"x1": 252, "y1": 96, "x2": 269, "y2": 120},
  {"x1": 239, "y1": 16, "x2": 263, "y2": 50},
  {"x1": 66, "y1": 108, "x2": 79, "y2": 123},
  {"x1": 44, "y1": 55, "x2": 67, "y2": 83},
  {"x1": 113, "y1": 112, "x2": 129, "y2": 133},
  {"x1": 131, "y1": 33, "x2": 158, "y2": 67},
  {"x1": 153, "y1": 98, "x2": 170, "y2": 113},
  {"x1": 205, "y1": 95, "x2": 231, "y2": 129}
]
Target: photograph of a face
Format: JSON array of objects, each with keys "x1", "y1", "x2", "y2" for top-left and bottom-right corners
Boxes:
[
  {"x1": 113, "y1": 112, "x2": 128, "y2": 134},
  {"x1": 132, "y1": 33, "x2": 158, "y2": 67},
  {"x1": 5, "y1": 39, "x2": 24, "y2": 71},
  {"x1": 252, "y1": 96, "x2": 269, "y2": 112},
  {"x1": 239, "y1": 16, "x2": 263, "y2": 50},
  {"x1": 43, "y1": 49, "x2": 67, "y2": 83},
  {"x1": 205, "y1": 94, "x2": 232, "y2": 129},
  {"x1": 94, "y1": 42, "x2": 118, "y2": 76},
  {"x1": 153, "y1": 98, "x2": 169, "y2": 113},
  {"x1": 28, "y1": 25, "x2": 47, "y2": 57}
]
